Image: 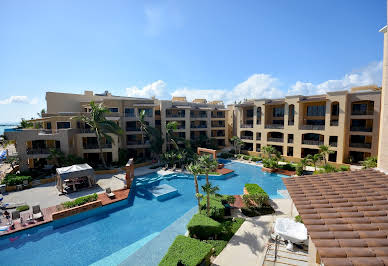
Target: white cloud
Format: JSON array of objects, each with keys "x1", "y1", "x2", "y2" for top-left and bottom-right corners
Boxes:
[
  {"x1": 288, "y1": 61, "x2": 383, "y2": 96},
  {"x1": 126, "y1": 80, "x2": 169, "y2": 99},
  {"x1": 0, "y1": 96, "x2": 38, "y2": 105}
]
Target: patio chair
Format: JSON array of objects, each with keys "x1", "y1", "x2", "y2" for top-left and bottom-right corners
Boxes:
[
  {"x1": 11, "y1": 210, "x2": 20, "y2": 221},
  {"x1": 22, "y1": 179, "x2": 29, "y2": 189},
  {"x1": 106, "y1": 187, "x2": 115, "y2": 199},
  {"x1": 172, "y1": 164, "x2": 176, "y2": 171},
  {"x1": 32, "y1": 205, "x2": 43, "y2": 220}
]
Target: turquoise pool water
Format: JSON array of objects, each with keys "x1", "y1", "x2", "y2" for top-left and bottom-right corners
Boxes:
[{"x1": 0, "y1": 161, "x2": 287, "y2": 266}]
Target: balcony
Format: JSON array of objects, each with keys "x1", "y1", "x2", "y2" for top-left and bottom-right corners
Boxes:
[
  {"x1": 191, "y1": 114, "x2": 208, "y2": 118},
  {"x1": 176, "y1": 125, "x2": 186, "y2": 130},
  {"x1": 267, "y1": 137, "x2": 283, "y2": 143},
  {"x1": 256, "y1": 136, "x2": 261, "y2": 141},
  {"x1": 265, "y1": 124, "x2": 284, "y2": 129},
  {"x1": 300, "y1": 125, "x2": 325, "y2": 130},
  {"x1": 240, "y1": 124, "x2": 253, "y2": 128},
  {"x1": 329, "y1": 142, "x2": 338, "y2": 147},
  {"x1": 211, "y1": 114, "x2": 225, "y2": 118},
  {"x1": 211, "y1": 123, "x2": 225, "y2": 128},
  {"x1": 26, "y1": 148, "x2": 58, "y2": 155},
  {"x1": 79, "y1": 128, "x2": 94, "y2": 133},
  {"x1": 124, "y1": 113, "x2": 136, "y2": 118},
  {"x1": 166, "y1": 113, "x2": 185, "y2": 118},
  {"x1": 288, "y1": 121, "x2": 294, "y2": 126},
  {"x1": 351, "y1": 110, "x2": 374, "y2": 116},
  {"x1": 190, "y1": 125, "x2": 207, "y2": 129},
  {"x1": 350, "y1": 127, "x2": 372, "y2": 132},
  {"x1": 241, "y1": 136, "x2": 253, "y2": 140},
  {"x1": 349, "y1": 143, "x2": 372, "y2": 149},
  {"x1": 126, "y1": 127, "x2": 140, "y2": 132},
  {"x1": 83, "y1": 143, "x2": 112, "y2": 149},
  {"x1": 288, "y1": 139, "x2": 294, "y2": 144},
  {"x1": 302, "y1": 140, "x2": 324, "y2": 146},
  {"x1": 330, "y1": 120, "x2": 339, "y2": 126},
  {"x1": 212, "y1": 133, "x2": 225, "y2": 137},
  {"x1": 127, "y1": 140, "x2": 150, "y2": 146}
]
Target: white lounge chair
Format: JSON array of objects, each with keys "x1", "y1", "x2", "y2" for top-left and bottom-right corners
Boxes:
[
  {"x1": 273, "y1": 218, "x2": 308, "y2": 250},
  {"x1": 32, "y1": 205, "x2": 43, "y2": 220},
  {"x1": 106, "y1": 187, "x2": 115, "y2": 199}
]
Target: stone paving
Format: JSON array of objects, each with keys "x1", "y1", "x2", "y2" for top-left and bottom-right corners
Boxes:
[{"x1": 212, "y1": 198, "x2": 299, "y2": 266}]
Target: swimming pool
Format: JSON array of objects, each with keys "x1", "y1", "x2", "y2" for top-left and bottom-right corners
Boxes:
[{"x1": 0, "y1": 161, "x2": 287, "y2": 266}]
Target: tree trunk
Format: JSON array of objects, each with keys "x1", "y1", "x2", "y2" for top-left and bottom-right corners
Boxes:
[
  {"x1": 206, "y1": 173, "x2": 209, "y2": 185},
  {"x1": 96, "y1": 135, "x2": 107, "y2": 169},
  {"x1": 194, "y1": 175, "x2": 201, "y2": 212},
  {"x1": 206, "y1": 193, "x2": 210, "y2": 216}
]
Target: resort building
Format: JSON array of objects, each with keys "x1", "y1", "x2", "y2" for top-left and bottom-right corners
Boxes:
[
  {"x1": 5, "y1": 91, "x2": 229, "y2": 171},
  {"x1": 233, "y1": 86, "x2": 381, "y2": 164},
  {"x1": 159, "y1": 97, "x2": 229, "y2": 151}
]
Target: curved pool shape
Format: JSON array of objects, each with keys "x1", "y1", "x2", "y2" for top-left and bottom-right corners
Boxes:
[{"x1": 0, "y1": 161, "x2": 287, "y2": 266}]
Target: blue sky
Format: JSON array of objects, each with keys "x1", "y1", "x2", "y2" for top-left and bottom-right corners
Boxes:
[{"x1": 0, "y1": 0, "x2": 386, "y2": 123}]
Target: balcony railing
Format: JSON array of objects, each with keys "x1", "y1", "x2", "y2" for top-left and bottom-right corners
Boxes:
[
  {"x1": 330, "y1": 120, "x2": 339, "y2": 126},
  {"x1": 302, "y1": 140, "x2": 324, "y2": 146},
  {"x1": 256, "y1": 120, "x2": 261, "y2": 125},
  {"x1": 127, "y1": 140, "x2": 150, "y2": 145},
  {"x1": 329, "y1": 142, "x2": 338, "y2": 147},
  {"x1": 267, "y1": 137, "x2": 283, "y2": 143},
  {"x1": 241, "y1": 136, "x2": 253, "y2": 140},
  {"x1": 83, "y1": 143, "x2": 112, "y2": 149},
  {"x1": 191, "y1": 125, "x2": 207, "y2": 129},
  {"x1": 191, "y1": 114, "x2": 208, "y2": 118},
  {"x1": 79, "y1": 128, "x2": 94, "y2": 133},
  {"x1": 349, "y1": 143, "x2": 372, "y2": 149},
  {"x1": 350, "y1": 127, "x2": 372, "y2": 132},
  {"x1": 351, "y1": 110, "x2": 374, "y2": 116},
  {"x1": 26, "y1": 148, "x2": 58, "y2": 155},
  {"x1": 288, "y1": 139, "x2": 294, "y2": 144},
  {"x1": 240, "y1": 124, "x2": 253, "y2": 128},
  {"x1": 265, "y1": 124, "x2": 284, "y2": 129},
  {"x1": 300, "y1": 125, "x2": 325, "y2": 130},
  {"x1": 166, "y1": 113, "x2": 185, "y2": 118},
  {"x1": 124, "y1": 113, "x2": 136, "y2": 118},
  {"x1": 212, "y1": 133, "x2": 225, "y2": 137},
  {"x1": 211, "y1": 114, "x2": 225, "y2": 118},
  {"x1": 288, "y1": 121, "x2": 294, "y2": 126},
  {"x1": 256, "y1": 137, "x2": 261, "y2": 141},
  {"x1": 126, "y1": 127, "x2": 140, "y2": 131},
  {"x1": 211, "y1": 123, "x2": 225, "y2": 127},
  {"x1": 176, "y1": 125, "x2": 186, "y2": 130}
]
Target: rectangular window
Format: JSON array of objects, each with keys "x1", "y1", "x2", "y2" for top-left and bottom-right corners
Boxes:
[
  {"x1": 57, "y1": 122, "x2": 71, "y2": 129},
  {"x1": 109, "y1": 107, "x2": 119, "y2": 113},
  {"x1": 272, "y1": 107, "x2": 284, "y2": 117},
  {"x1": 125, "y1": 108, "x2": 135, "y2": 117},
  {"x1": 307, "y1": 105, "x2": 326, "y2": 116},
  {"x1": 139, "y1": 108, "x2": 153, "y2": 117},
  {"x1": 331, "y1": 104, "x2": 339, "y2": 116},
  {"x1": 46, "y1": 122, "x2": 51, "y2": 129}
]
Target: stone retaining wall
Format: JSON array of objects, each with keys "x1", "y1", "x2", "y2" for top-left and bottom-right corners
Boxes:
[{"x1": 51, "y1": 200, "x2": 103, "y2": 220}]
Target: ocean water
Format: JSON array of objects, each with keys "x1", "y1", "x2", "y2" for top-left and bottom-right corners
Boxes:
[{"x1": 0, "y1": 125, "x2": 17, "y2": 136}]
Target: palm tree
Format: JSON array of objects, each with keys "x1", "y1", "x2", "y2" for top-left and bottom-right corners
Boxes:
[
  {"x1": 319, "y1": 145, "x2": 334, "y2": 166},
  {"x1": 48, "y1": 148, "x2": 65, "y2": 167},
  {"x1": 186, "y1": 163, "x2": 203, "y2": 212},
  {"x1": 306, "y1": 153, "x2": 321, "y2": 171},
  {"x1": 37, "y1": 108, "x2": 46, "y2": 118},
  {"x1": 230, "y1": 136, "x2": 244, "y2": 154},
  {"x1": 166, "y1": 121, "x2": 179, "y2": 151},
  {"x1": 201, "y1": 182, "x2": 220, "y2": 216},
  {"x1": 138, "y1": 110, "x2": 149, "y2": 145},
  {"x1": 76, "y1": 101, "x2": 123, "y2": 168},
  {"x1": 198, "y1": 154, "x2": 218, "y2": 185},
  {"x1": 19, "y1": 118, "x2": 33, "y2": 128},
  {"x1": 300, "y1": 157, "x2": 309, "y2": 171},
  {"x1": 262, "y1": 145, "x2": 277, "y2": 159},
  {"x1": 147, "y1": 126, "x2": 164, "y2": 159}
]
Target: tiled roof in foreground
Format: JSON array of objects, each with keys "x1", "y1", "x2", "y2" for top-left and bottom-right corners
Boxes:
[{"x1": 283, "y1": 169, "x2": 388, "y2": 266}]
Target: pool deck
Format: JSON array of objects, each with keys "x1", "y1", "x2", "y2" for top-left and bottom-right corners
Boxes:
[
  {"x1": 216, "y1": 167, "x2": 234, "y2": 175},
  {"x1": 0, "y1": 188, "x2": 130, "y2": 236}
]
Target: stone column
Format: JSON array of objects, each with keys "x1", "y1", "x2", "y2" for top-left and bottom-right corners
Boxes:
[{"x1": 124, "y1": 158, "x2": 135, "y2": 189}]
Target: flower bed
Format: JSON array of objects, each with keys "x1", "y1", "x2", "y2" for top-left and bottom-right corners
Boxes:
[{"x1": 62, "y1": 193, "x2": 98, "y2": 209}]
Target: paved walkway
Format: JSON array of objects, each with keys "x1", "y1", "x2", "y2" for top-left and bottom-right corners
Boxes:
[{"x1": 212, "y1": 198, "x2": 298, "y2": 266}]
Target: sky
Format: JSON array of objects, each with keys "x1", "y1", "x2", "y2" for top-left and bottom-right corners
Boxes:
[{"x1": 0, "y1": 0, "x2": 386, "y2": 123}]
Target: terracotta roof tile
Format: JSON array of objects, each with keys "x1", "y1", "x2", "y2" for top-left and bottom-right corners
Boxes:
[{"x1": 283, "y1": 169, "x2": 388, "y2": 264}]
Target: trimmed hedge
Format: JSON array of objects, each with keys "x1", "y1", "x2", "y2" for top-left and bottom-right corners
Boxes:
[
  {"x1": 200, "y1": 195, "x2": 226, "y2": 221},
  {"x1": 16, "y1": 205, "x2": 29, "y2": 212},
  {"x1": 245, "y1": 184, "x2": 266, "y2": 195},
  {"x1": 219, "y1": 218, "x2": 245, "y2": 240},
  {"x1": 187, "y1": 214, "x2": 221, "y2": 240},
  {"x1": 241, "y1": 204, "x2": 275, "y2": 217},
  {"x1": 62, "y1": 193, "x2": 98, "y2": 209},
  {"x1": 1, "y1": 174, "x2": 32, "y2": 186},
  {"x1": 203, "y1": 240, "x2": 227, "y2": 256},
  {"x1": 159, "y1": 235, "x2": 213, "y2": 266}
]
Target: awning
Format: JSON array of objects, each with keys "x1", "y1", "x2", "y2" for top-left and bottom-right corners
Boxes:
[{"x1": 56, "y1": 163, "x2": 94, "y2": 180}]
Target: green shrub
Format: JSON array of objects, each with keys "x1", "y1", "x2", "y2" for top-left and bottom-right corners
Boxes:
[
  {"x1": 219, "y1": 152, "x2": 233, "y2": 159},
  {"x1": 262, "y1": 158, "x2": 278, "y2": 169},
  {"x1": 243, "y1": 184, "x2": 269, "y2": 208},
  {"x1": 242, "y1": 155, "x2": 250, "y2": 160},
  {"x1": 200, "y1": 195, "x2": 225, "y2": 220},
  {"x1": 1, "y1": 174, "x2": 32, "y2": 186},
  {"x1": 222, "y1": 195, "x2": 235, "y2": 205},
  {"x1": 314, "y1": 164, "x2": 339, "y2": 174},
  {"x1": 339, "y1": 165, "x2": 350, "y2": 172},
  {"x1": 362, "y1": 156, "x2": 377, "y2": 169},
  {"x1": 295, "y1": 215, "x2": 303, "y2": 224},
  {"x1": 278, "y1": 163, "x2": 296, "y2": 171},
  {"x1": 62, "y1": 193, "x2": 98, "y2": 209},
  {"x1": 159, "y1": 235, "x2": 213, "y2": 266},
  {"x1": 16, "y1": 205, "x2": 29, "y2": 212},
  {"x1": 203, "y1": 240, "x2": 228, "y2": 256},
  {"x1": 241, "y1": 204, "x2": 275, "y2": 217},
  {"x1": 218, "y1": 217, "x2": 245, "y2": 240},
  {"x1": 295, "y1": 164, "x2": 303, "y2": 176},
  {"x1": 187, "y1": 214, "x2": 222, "y2": 240},
  {"x1": 245, "y1": 184, "x2": 266, "y2": 195}
]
